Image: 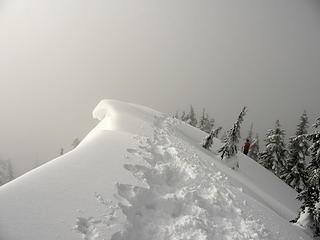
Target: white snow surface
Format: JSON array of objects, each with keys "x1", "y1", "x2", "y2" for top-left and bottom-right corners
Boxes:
[{"x1": 0, "y1": 99, "x2": 312, "y2": 240}]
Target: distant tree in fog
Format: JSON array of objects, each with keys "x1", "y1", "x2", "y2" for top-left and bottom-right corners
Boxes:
[
  {"x1": 0, "y1": 159, "x2": 14, "y2": 186},
  {"x1": 72, "y1": 138, "x2": 81, "y2": 149}
]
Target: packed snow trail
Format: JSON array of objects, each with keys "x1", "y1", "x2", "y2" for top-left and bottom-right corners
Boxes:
[{"x1": 85, "y1": 116, "x2": 304, "y2": 240}]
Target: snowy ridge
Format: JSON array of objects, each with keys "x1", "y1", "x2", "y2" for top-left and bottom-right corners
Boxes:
[
  {"x1": 0, "y1": 100, "x2": 312, "y2": 240},
  {"x1": 79, "y1": 114, "x2": 308, "y2": 240}
]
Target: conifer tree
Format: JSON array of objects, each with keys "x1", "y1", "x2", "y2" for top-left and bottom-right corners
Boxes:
[
  {"x1": 72, "y1": 138, "x2": 81, "y2": 149},
  {"x1": 202, "y1": 126, "x2": 222, "y2": 150},
  {"x1": 199, "y1": 108, "x2": 208, "y2": 132},
  {"x1": 60, "y1": 148, "x2": 64, "y2": 156},
  {"x1": 209, "y1": 118, "x2": 215, "y2": 132},
  {"x1": 296, "y1": 111, "x2": 309, "y2": 136},
  {"x1": 259, "y1": 120, "x2": 287, "y2": 177},
  {"x1": 187, "y1": 105, "x2": 197, "y2": 127},
  {"x1": 199, "y1": 108, "x2": 206, "y2": 128},
  {"x1": 282, "y1": 111, "x2": 309, "y2": 192},
  {"x1": 199, "y1": 108, "x2": 214, "y2": 133},
  {"x1": 248, "y1": 134, "x2": 260, "y2": 161},
  {"x1": 180, "y1": 111, "x2": 188, "y2": 122},
  {"x1": 212, "y1": 126, "x2": 222, "y2": 138},
  {"x1": 258, "y1": 130, "x2": 274, "y2": 171},
  {"x1": 203, "y1": 132, "x2": 214, "y2": 150},
  {"x1": 219, "y1": 106, "x2": 247, "y2": 160},
  {"x1": 0, "y1": 159, "x2": 14, "y2": 186},
  {"x1": 295, "y1": 117, "x2": 320, "y2": 236}
]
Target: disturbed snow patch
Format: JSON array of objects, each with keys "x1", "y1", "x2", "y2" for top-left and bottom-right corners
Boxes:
[{"x1": 75, "y1": 116, "x2": 277, "y2": 240}]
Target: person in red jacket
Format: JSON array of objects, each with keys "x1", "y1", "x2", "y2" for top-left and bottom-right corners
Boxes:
[{"x1": 243, "y1": 139, "x2": 250, "y2": 155}]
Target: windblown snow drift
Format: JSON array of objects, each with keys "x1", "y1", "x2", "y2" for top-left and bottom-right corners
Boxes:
[{"x1": 0, "y1": 100, "x2": 312, "y2": 240}]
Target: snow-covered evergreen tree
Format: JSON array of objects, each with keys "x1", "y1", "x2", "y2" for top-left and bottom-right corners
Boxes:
[
  {"x1": 199, "y1": 108, "x2": 214, "y2": 133},
  {"x1": 259, "y1": 120, "x2": 287, "y2": 177},
  {"x1": 282, "y1": 111, "x2": 309, "y2": 192},
  {"x1": 199, "y1": 108, "x2": 208, "y2": 132},
  {"x1": 248, "y1": 134, "x2": 260, "y2": 161},
  {"x1": 0, "y1": 159, "x2": 14, "y2": 186},
  {"x1": 296, "y1": 111, "x2": 309, "y2": 136},
  {"x1": 202, "y1": 126, "x2": 222, "y2": 150},
  {"x1": 199, "y1": 108, "x2": 207, "y2": 129},
  {"x1": 187, "y1": 105, "x2": 197, "y2": 127},
  {"x1": 198, "y1": 109, "x2": 214, "y2": 133},
  {"x1": 212, "y1": 126, "x2": 222, "y2": 138},
  {"x1": 203, "y1": 132, "x2": 214, "y2": 150},
  {"x1": 219, "y1": 107, "x2": 247, "y2": 160},
  {"x1": 209, "y1": 118, "x2": 215, "y2": 132},
  {"x1": 296, "y1": 117, "x2": 320, "y2": 236},
  {"x1": 258, "y1": 130, "x2": 274, "y2": 171},
  {"x1": 180, "y1": 111, "x2": 188, "y2": 122}
]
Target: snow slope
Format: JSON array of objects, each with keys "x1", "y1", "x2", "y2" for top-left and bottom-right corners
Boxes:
[{"x1": 0, "y1": 100, "x2": 311, "y2": 240}]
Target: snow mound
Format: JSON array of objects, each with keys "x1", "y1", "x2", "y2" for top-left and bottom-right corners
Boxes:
[{"x1": 0, "y1": 100, "x2": 312, "y2": 240}]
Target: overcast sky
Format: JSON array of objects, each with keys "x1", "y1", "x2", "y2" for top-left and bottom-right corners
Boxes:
[{"x1": 1, "y1": 0, "x2": 320, "y2": 176}]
